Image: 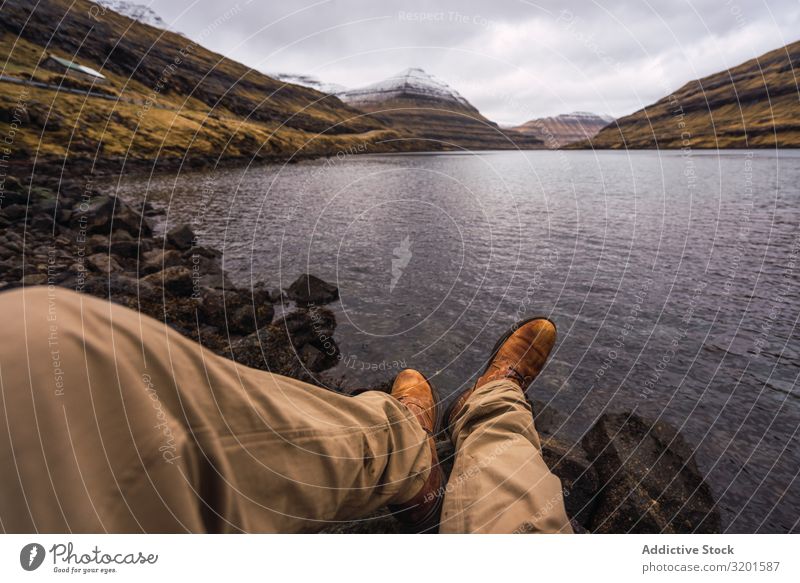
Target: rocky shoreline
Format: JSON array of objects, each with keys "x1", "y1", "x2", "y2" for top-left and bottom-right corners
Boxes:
[
  {"x1": 0, "y1": 169, "x2": 343, "y2": 385},
  {"x1": 0, "y1": 169, "x2": 722, "y2": 533}
]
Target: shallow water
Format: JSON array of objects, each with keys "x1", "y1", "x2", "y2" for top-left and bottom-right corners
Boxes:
[{"x1": 109, "y1": 149, "x2": 800, "y2": 533}]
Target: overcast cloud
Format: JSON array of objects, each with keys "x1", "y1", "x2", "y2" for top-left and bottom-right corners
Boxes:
[{"x1": 147, "y1": 0, "x2": 800, "y2": 125}]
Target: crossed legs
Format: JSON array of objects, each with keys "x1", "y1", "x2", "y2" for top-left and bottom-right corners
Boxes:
[{"x1": 0, "y1": 286, "x2": 570, "y2": 533}]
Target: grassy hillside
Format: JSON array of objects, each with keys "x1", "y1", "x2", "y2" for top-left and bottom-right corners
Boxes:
[
  {"x1": 581, "y1": 40, "x2": 800, "y2": 149},
  {"x1": 349, "y1": 96, "x2": 543, "y2": 150},
  {"x1": 0, "y1": 0, "x2": 427, "y2": 169}
]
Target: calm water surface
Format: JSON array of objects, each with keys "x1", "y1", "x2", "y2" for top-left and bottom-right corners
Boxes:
[{"x1": 110, "y1": 150, "x2": 800, "y2": 533}]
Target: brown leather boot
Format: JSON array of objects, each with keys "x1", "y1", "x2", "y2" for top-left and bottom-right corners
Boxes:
[
  {"x1": 387, "y1": 369, "x2": 444, "y2": 532},
  {"x1": 447, "y1": 317, "x2": 557, "y2": 434}
]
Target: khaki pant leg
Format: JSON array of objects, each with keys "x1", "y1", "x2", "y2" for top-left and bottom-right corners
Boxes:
[
  {"x1": 439, "y1": 380, "x2": 572, "y2": 533},
  {"x1": 0, "y1": 286, "x2": 429, "y2": 533}
]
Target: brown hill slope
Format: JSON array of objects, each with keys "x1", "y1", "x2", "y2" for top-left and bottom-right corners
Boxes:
[
  {"x1": 339, "y1": 68, "x2": 543, "y2": 150},
  {"x1": 582, "y1": 40, "x2": 800, "y2": 149},
  {"x1": 513, "y1": 112, "x2": 613, "y2": 148},
  {"x1": 0, "y1": 0, "x2": 428, "y2": 169}
]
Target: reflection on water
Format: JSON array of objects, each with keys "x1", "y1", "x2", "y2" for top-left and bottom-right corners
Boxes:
[{"x1": 110, "y1": 149, "x2": 800, "y2": 533}]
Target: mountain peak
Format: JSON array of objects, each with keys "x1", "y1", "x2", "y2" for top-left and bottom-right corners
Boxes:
[{"x1": 339, "y1": 68, "x2": 471, "y2": 108}]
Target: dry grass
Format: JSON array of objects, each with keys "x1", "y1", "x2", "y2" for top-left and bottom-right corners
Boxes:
[
  {"x1": 580, "y1": 40, "x2": 800, "y2": 149},
  {"x1": 0, "y1": 0, "x2": 410, "y2": 167}
]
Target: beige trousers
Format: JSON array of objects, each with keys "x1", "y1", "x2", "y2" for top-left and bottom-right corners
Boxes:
[{"x1": 0, "y1": 287, "x2": 571, "y2": 533}]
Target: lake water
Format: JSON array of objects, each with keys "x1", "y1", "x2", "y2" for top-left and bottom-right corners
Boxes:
[{"x1": 109, "y1": 149, "x2": 800, "y2": 533}]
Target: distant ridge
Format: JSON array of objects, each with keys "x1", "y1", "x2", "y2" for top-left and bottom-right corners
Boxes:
[{"x1": 512, "y1": 112, "x2": 614, "y2": 148}]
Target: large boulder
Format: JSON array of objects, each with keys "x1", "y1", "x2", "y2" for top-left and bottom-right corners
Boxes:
[
  {"x1": 110, "y1": 239, "x2": 146, "y2": 259},
  {"x1": 86, "y1": 253, "x2": 122, "y2": 274},
  {"x1": 140, "y1": 249, "x2": 184, "y2": 275},
  {"x1": 191, "y1": 254, "x2": 233, "y2": 290},
  {"x1": 74, "y1": 195, "x2": 151, "y2": 237},
  {"x1": 285, "y1": 274, "x2": 338, "y2": 306},
  {"x1": 581, "y1": 412, "x2": 721, "y2": 533},
  {"x1": 166, "y1": 224, "x2": 196, "y2": 251},
  {"x1": 142, "y1": 266, "x2": 194, "y2": 296}
]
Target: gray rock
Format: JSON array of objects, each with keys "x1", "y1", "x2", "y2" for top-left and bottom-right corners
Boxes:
[
  {"x1": 196, "y1": 288, "x2": 225, "y2": 327},
  {"x1": 108, "y1": 274, "x2": 160, "y2": 303},
  {"x1": 75, "y1": 195, "x2": 151, "y2": 237},
  {"x1": 0, "y1": 204, "x2": 27, "y2": 221},
  {"x1": 141, "y1": 249, "x2": 184, "y2": 275},
  {"x1": 87, "y1": 253, "x2": 122, "y2": 274},
  {"x1": 581, "y1": 412, "x2": 721, "y2": 533},
  {"x1": 230, "y1": 301, "x2": 275, "y2": 335},
  {"x1": 110, "y1": 239, "x2": 143, "y2": 259},
  {"x1": 167, "y1": 224, "x2": 196, "y2": 251},
  {"x1": 285, "y1": 274, "x2": 338, "y2": 306},
  {"x1": 88, "y1": 234, "x2": 110, "y2": 254},
  {"x1": 191, "y1": 254, "x2": 232, "y2": 289},
  {"x1": 142, "y1": 266, "x2": 194, "y2": 296}
]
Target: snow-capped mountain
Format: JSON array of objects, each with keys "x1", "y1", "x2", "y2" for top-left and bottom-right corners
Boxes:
[
  {"x1": 338, "y1": 68, "x2": 472, "y2": 109},
  {"x1": 334, "y1": 67, "x2": 543, "y2": 150},
  {"x1": 272, "y1": 73, "x2": 347, "y2": 96},
  {"x1": 92, "y1": 1, "x2": 170, "y2": 30},
  {"x1": 513, "y1": 112, "x2": 614, "y2": 148}
]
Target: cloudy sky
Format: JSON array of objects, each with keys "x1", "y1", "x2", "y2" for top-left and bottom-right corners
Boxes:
[{"x1": 148, "y1": 0, "x2": 800, "y2": 125}]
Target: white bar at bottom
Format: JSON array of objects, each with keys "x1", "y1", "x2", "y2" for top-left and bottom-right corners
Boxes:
[{"x1": 0, "y1": 534, "x2": 796, "y2": 582}]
